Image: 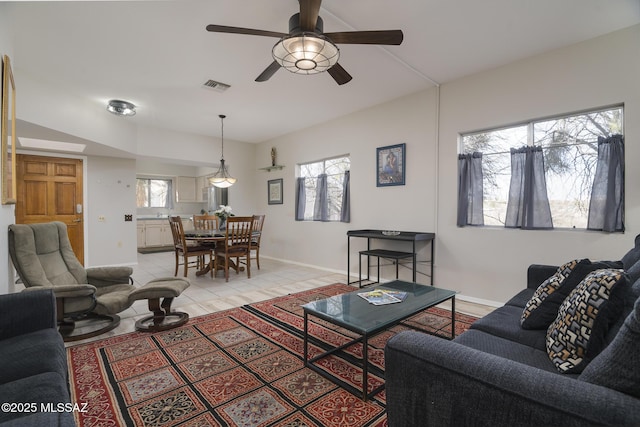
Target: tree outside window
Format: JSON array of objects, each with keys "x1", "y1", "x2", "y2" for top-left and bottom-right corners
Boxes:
[
  {"x1": 136, "y1": 178, "x2": 173, "y2": 208},
  {"x1": 299, "y1": 156, "x2": 350, "y2": 221},
  {"x1": 461, "y1": 106, "x2": 623, "y2": 228}
]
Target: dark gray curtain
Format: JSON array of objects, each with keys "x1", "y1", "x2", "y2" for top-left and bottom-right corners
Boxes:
[
  {"x1": 295, "y1": 177, "x2": 306, "y2": 221},
  {"x1": 587, "y1": 134, "x2": 624, "y2": 232},
  {"x1": 505, "y1": 146, "x2": 553, "y2": 229},
  {"x1": 313, "y1": 174, "x2": 329, "y2": 221},
  {"x1": 457, "y1": 152, "x2": 484, "y2": 226},
  {"x1": 340, "y1": 171, "x2": 351, "y2": 223}
]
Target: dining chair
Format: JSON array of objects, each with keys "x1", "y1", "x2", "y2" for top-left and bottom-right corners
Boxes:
[
  {"x1": 250, "y1": 214, "x2": 266, "y2": 269},
  {"x1": 192, "y1": 214, "x2": 219, "y2": 250},
  {"x1": 214, "y1": 216, "x2": 253, "y2": 282},
  {"x1": 168, "y1": 216, "x2": 213, "y2": 277},
  {"x1": 193, "y1": 214, "x2": 218, "y2": 230}
]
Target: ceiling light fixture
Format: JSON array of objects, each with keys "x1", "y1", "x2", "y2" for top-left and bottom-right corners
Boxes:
[
  {"x1": 107, "y1": 99, "x2": 136, "y2": 116},
  {"x1": 209, "y1": 114, "x2": 236, "y2": 188},
  {"x1": 272, "y1": 15, "x2": 339, "y2": 75}
]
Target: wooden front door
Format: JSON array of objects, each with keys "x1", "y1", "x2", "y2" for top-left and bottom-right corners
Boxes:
[{"x1": 15, "y1": 155, "x2": 84, "y2": 264}]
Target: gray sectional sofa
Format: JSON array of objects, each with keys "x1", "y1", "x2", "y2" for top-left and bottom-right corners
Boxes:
[
  {"x1": 385, "y1": 236, "x2": 640, "y2": 427},
  {"x1": 0, "y1": 289, "x2": 75, "y2": 427}
]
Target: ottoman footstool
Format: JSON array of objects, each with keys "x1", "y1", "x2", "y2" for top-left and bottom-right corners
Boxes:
[{"x1": 130, "y1": 278, "x2": 190, "y2": 332}]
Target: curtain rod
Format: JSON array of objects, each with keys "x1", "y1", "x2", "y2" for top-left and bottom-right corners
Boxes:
[{"x1": 466, "y1": 139, "x2": 602, "y2": 157}]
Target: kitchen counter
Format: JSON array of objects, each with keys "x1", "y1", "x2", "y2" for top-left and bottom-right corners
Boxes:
[{"x1": 137, "y1": 215, "x2": 193, "y2": 221}]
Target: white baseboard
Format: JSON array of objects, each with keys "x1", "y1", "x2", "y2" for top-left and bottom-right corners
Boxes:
[{"x1": 262, "y1": 255, "x2": 504, "y2": 308}]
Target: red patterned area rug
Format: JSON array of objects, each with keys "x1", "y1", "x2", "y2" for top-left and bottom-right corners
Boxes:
[{"x1": 67, "y1": 283, "x2": 478, "y2": 427}]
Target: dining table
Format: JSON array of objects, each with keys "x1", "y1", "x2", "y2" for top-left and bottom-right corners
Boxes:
[{"x1": 183, "y1": 228, "x2": 248, "y2": 277}]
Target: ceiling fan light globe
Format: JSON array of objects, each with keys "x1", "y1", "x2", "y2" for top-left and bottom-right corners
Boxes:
[
  {"x1": 273, "y1": 33, "x2": 339, "y2": 75},
  {"x1": 296, "y1": 59, "x2": 317, "y2": 70}
]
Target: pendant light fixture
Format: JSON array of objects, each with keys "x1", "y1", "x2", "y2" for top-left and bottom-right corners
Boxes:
[{"x1": 209, "y1": 114, "x2": 236, "y2": 188}]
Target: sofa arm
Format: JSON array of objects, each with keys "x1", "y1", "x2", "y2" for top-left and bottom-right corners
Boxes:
[
  {"x1": 0, "y1": 289, "x2": 57, "y2": 340},
  {"x1": 86, "y1": 266, "x2": 133, "y2": 287},
  {"x1": 385, "y1": 331, "x2": 640, "y2": 427},
  {"x1": 526, "y1": 264, "x2": 557, "y2": 290}
]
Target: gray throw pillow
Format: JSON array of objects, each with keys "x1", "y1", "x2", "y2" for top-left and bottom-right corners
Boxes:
[{"x1": 579, "y1": 295, "x2": 640, "y2": 398}]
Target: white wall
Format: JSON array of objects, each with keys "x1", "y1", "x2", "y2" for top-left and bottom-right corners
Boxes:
[
  {"x1": 436, "y1": 24, "x2": 640, "y2": 303},
  {"x1": 255, "y1": 89, "x2": 439, "y2": 281},
  {"x1": 86, "y1": 156, "x2": 137, "y2": 267},
  {"x1": 257, "y1": 25, "x2": 640, "y2": 304},
  {"x1": 0, "y1": 4, "x2": 17, "y2": 294}
]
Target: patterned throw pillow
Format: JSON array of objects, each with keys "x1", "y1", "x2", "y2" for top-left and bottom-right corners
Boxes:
[
  {"x1": 521, "y1": 259, "x2": 623, "y2": 330},
  {"x1": 521, "y1": 259, "x2": 587, "y2": 329},
  {"x1": 546, "y1": 269, "x2": 627, "y2": 374}
]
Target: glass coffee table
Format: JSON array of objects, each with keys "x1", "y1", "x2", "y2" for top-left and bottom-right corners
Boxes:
[{"x1": 302, "y1": 280, "x2": 457, "y2": 400}]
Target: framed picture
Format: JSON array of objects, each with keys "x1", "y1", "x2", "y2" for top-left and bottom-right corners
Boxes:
[
  {"x1": 1, "y1": 55, "x2": 17, "y2": 205},
  {"x1": 268, "y1": 178, "x2": 283, "y2": 205},
  {"x1": 376, "y1": 143, "x2": 405, "y2": 187}
]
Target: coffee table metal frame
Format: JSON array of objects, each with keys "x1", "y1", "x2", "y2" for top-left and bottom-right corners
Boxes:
[{"x1": 302, "y1": 280, "x2": 457, "y2": 400}]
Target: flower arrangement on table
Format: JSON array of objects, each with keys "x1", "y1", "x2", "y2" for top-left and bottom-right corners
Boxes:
[{"x1": 213, "y1": 205, "x2": 234, "y2": 229}]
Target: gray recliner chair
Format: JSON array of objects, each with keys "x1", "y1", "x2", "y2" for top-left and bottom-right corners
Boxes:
[{"x1": 9, "y1": 222, "x2": 190, "y2": 341}]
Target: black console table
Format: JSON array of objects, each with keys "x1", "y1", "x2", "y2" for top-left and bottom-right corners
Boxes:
[{"x1": 347, "y1": 229, "x2": 435, "y2": 287}]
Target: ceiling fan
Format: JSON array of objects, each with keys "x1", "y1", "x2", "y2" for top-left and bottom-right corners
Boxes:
[{"x1": 206, "y1": 0, "x2": 403, "y2": 85}]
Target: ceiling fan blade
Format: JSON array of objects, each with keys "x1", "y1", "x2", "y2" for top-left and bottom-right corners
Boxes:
[
  {"x1": 324, "y1": 30, "x2": 404, "y2": 45},
  {"x1": 206, "y1": 24, "x2": 287, "y2": 39},
  {"x1": 255, "y1": 61, "x2": 281, "y2": 82},
  {"x1": 299, "y1": 0, "x2": 322, "y2": 31},
  {"x1": 327, "y1": 63, "x2": 352, "y2": 85}
]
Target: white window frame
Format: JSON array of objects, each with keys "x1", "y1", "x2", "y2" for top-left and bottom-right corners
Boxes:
[
  {"x1": 298, "y1": 155, "x2": 350, "y2": 222},
  {"x1": 460, "y1": 105, "x2": 624, "y2": 229},
  {"x1": 136, "y1": 177, "x2": 174, "y2": 209}
]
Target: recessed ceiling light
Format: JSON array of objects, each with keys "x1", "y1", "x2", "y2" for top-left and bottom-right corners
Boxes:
[{"x1": 107, "y1": 99, "x2": 136, "y2": 116}]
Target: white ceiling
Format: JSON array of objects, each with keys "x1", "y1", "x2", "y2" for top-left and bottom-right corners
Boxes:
[{"x1": 8, "y1": 0, "x2": 640, "y2": 146}]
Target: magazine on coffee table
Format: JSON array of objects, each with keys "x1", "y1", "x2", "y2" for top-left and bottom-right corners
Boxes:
[{"x1": 358, "y1": 289, "x2": 408, "y2": 305}]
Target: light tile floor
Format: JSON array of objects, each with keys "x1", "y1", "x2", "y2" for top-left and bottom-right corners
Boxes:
[{"x1": 66, "y1": 251, "x2": 494, "y2": 346}]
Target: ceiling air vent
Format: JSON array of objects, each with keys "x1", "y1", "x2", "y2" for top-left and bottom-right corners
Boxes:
[{"x1": 202, "y1": 79, "x2": 231, "y2": 93}]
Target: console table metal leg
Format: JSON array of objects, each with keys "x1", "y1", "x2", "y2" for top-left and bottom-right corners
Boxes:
[
  {"x1": 431, "y1": 239, "x2": 435, "y2": 285},
  {"x1": 347, "y1": 237, "x2": 351, "y2": 285},
  {"x1": 412, "y1": 241, "x2": 417, "y2": 282}
]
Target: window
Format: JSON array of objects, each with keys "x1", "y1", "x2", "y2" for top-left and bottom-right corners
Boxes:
[
  {"x1": 460, "y1": 106, "x2": 624, "y2": 229},
  {"x1": 297, "y1": 156, "x2": 350, "y2": 222},
  {"x1": 136, "y1": 178, "x2": 173, "y2": 208}
]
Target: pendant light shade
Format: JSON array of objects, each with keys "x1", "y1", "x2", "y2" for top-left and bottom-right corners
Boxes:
[{"x1": 209, "y1": 114, "x2": 236, "y2": 188}]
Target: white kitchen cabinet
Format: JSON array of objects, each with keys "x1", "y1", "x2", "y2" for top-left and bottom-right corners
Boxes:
[
  {"x1": 137, "y1": 219, "x2": 192, "y2": 248},
  {"x1": 137, "y1": 224, "x2": 146, "y2": 248},
  {"x1": 176, "y1": 176, "x2": 197, "y2": 202},
  {"x1": 144, "y1": 222, "x2": 173, "y2": 247}
]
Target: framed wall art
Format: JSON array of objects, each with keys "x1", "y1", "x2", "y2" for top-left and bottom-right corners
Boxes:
[
  {"x1": 376, "y1": 143, "x2": 405, "y2": 187},
  {"x1": 1, "y1": 55, "x2": 17, "y2": 205},
  {"x1": 268, "y1": 178, "x2": 283, "y2": 205}
]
